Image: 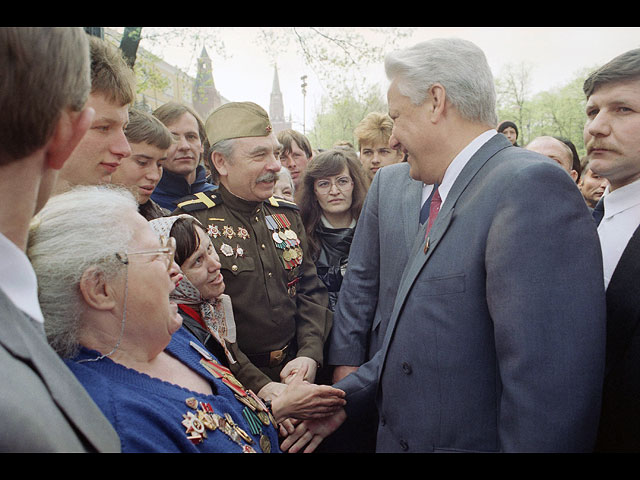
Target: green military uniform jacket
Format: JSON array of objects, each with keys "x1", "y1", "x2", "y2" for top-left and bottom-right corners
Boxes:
[{"x1": 174, "y1": 184, "x2": 332, "y2": 393}]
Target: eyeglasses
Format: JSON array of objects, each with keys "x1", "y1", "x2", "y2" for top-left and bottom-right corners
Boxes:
[
  {"x1": 115, "y1": 236, "x2": 176, "y2": 272},
  {"x1": 314, "y1": 176, "x2": 353, "y2": 195}
]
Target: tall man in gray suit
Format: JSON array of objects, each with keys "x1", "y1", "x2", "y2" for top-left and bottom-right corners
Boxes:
[
  {"x1": 0, "y1": 27, "x2": 120, "y2": 452},
  {"x1": 282, "y1": 38, "x2": 607, "y2": 454}
]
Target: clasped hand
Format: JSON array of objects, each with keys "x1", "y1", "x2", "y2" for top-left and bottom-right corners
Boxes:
[{"x1": 257, "y1": 360, "x2": 347, "y2": 450}]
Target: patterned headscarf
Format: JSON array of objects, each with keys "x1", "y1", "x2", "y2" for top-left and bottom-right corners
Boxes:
[{"x1": 149, "y1": 215, "x2": 237, "y2": 364}]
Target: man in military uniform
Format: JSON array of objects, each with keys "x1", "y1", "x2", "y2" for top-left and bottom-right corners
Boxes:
[{"x1": 173, "y1": 102, "x2": 332, "y2": 402}]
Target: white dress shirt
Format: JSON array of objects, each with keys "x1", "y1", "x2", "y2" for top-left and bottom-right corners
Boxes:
[
  {"x1": 0, "y1": 232, "x2": 44, "y2": 323},
  {"x1": 598, "y1": 178, "x2": 640, "y2": 289},
  {"x1": 421, "y1": 183, "x2": 435, "y2": 207}
]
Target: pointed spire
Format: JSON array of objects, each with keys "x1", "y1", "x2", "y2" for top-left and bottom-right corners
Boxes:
[
  {"x1": 193, "y1": 44, "x2": 221, "y2": 120},
  {"x1": 268, "y1": 62, "x2": 291, "y2": 133},
  {"x1": 272, "y1": 64, "x2": 282, "y2": 95}
]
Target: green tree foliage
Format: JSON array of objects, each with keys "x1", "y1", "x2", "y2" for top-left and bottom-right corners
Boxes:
[
  {"x1": 495, "y1": 61, "x2": 532, "y2": 141},
  {"x1": 133, "y1": 53, "x2": 170, "y2": 97},
  {"x1": 496, "y1": 63, "x2": 597, "y2": 157},
  {"x1": 525, "y1": 72, "x2": 591, "y2": 157},
  {"x1": 307, "y1": 84, "x2": 387, "y2": 150}
]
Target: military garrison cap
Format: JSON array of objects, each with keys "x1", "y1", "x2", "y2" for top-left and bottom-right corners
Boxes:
[{"x1": 205, "y1": 102, "x2": 273, "y2": 146}]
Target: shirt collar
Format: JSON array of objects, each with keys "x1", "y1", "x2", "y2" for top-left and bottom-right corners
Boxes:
[
  {"x1": 602, "y1": 177, "x2": 640, "y2": 219},
  {"x1": 439, "y1": 129, "x2": 498, "y2": 205},
  {"x1": 0, "y1": 232, "x2": 44, "y2": 323}
]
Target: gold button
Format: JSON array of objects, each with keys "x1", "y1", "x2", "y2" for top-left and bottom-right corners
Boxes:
[
  {"x1": 261, "y1": 244, "x2": 266, "y2": 249},
  {"x1": 255, "y1": 216, "x2": 259, "y2": 222},
  {"x1": 232, "y1": 265, "x2": 238, "y2": 272},
  {"x1": 267, "y1": 272, "x2": 272, "y2": 277}
]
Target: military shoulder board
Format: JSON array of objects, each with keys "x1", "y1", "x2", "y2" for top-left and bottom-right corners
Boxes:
[
  {"x1": 266, "y1": 196, "x2": 299, "y2": 210},
  {"x1": 176, "y1": 191, "x2": 223, "y2": 213}
]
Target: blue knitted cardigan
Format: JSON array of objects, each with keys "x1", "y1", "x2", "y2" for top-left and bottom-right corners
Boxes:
[{"x1": 65, "y1": 327, "x2": 281, "y2": 453}]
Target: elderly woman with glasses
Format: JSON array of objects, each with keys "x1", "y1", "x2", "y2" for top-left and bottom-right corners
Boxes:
[
  {"x1": 27, "y1": 185, "x2": 345, "y2": 453},
  {"x1": 298, "y1": 149, "x2": 368, "y2": 311}
]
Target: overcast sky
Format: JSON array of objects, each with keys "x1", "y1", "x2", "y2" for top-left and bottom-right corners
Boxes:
[{"x1": 128, "y1": 27, "x2": 640, "y2": 133}]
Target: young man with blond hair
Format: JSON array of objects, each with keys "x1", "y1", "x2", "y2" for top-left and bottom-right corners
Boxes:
[
  {"x1": 354, "y1": 112, "x2": 404, "y2": 184},
  {"x1": 53, "y1": 35, "x2": 136, "y2": 194}
]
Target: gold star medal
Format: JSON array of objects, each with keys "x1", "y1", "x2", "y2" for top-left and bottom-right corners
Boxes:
[{"x1": 223, "y1": 225, "x2": 235, "y2": 239}]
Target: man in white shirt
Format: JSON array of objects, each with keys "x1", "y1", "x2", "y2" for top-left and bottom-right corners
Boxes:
[
  {"x1": 282, "y1": 38, "x2": 606, "y2": 454},
  {"x1": 0, "y1": 27, "x2": 120, "y2": 452},
  {"x1": 584, "y1": 48, "x2": 640, "y2": 452}
]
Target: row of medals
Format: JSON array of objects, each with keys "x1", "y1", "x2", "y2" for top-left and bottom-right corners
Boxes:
[
  {"x1": 181, "y1": 346, "x2": 276, "y2": 453},
  {"x1": 266, "y1": 214, "x2": 303, "y2": 269},
  {"x1": 207, "y1": 225, "x2": 249, "y2": 259}
]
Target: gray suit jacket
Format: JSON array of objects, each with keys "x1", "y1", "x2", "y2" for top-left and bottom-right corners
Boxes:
[
  {"x1": 0, "y1": 289, "x2": 120, "y2": 452},
  {"x1": 327, "y1": 162, "x2": 424, "y2": 365},
  {"x1": 336, "y1": 134, "x2": 607, "y2": 452}
]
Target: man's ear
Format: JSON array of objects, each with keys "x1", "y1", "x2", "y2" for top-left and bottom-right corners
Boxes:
[
  {"x1": 45, "y1": 106, "x2": 95, "y2": 170},
  {"x1": 428, "y1": 83, "x2": 447, "y2": 122},
  {"x1": 211, "y1": 151, "x2": 229, "y2": 178},
  {"x1": 78, "y1": 265, "x2": 118, "y2": 312},
  {"x1": 570, "y1": 169, "x2": 579, "y2": 183}
]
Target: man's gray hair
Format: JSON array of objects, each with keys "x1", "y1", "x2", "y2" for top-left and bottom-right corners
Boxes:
[
  {"x1": 210, "y1": 138, "x2": 237, "y2": 160},
  {"x1": 27, "y1": 185, "x2": 138, "y2": 358},
  {"x1": 384, "y1": 38, "x2": 498, "y2": 127}
]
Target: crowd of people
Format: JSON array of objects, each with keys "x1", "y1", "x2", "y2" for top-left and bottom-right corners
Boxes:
[{"x1": 1, "y1": 27, "x2": 639, "y2": 454}]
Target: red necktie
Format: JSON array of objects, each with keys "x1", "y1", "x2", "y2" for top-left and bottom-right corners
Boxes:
[{"x1": 425, "y1": 188, "x2": 441, "y2": 237}]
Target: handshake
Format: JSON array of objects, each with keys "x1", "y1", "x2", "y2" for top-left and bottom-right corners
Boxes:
[{"x1": 257, "y1": 356, "x2": 348, "y2": 453}]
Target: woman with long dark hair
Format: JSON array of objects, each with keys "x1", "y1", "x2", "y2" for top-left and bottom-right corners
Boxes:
[{"x1": 298, "y1": 149, "x2": 368, "y2": 310}]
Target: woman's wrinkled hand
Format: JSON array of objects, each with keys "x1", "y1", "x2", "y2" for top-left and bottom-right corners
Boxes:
[{"x1": 271, "y1": 366, "x2": 346, "y2": 423}]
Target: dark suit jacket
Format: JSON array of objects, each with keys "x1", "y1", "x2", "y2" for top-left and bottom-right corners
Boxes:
[
  {"x1": 0, "y1": 289, "x2": 121, "y2": 452},
  {"x1": 596, "y1": 223, "x2": 640, "y2": 451},
  {"x1": 336, "y1": 134, "x2": 607, "y2": 452}
]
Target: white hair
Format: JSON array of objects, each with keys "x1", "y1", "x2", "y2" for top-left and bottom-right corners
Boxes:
[
  {"x1": 384, "y1": 37, "x2": 498, "y2": 127},
  {"x1": 27, "y1": 185, "x2": 139, "y2": 357},
  {"x1": 277, "y1": 166, "x2": 294, "y2": 189}
]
